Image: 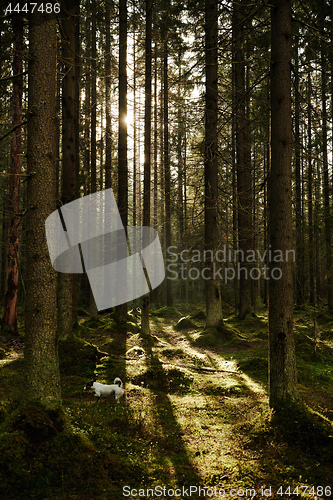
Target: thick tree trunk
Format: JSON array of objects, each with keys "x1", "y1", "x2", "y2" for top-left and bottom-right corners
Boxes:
[
  {"x1": 204, "y1": 0, "x2": 223, "y2": 327},
  {"x1": 2, "y1": 13, "x2": 23, "y2": 335},
  {"x1": 25, "y1": 8, "x2": 61, "y2": 410},
  {"x1": 269, "y1": 0, "x2": 298, "y2": 409}
]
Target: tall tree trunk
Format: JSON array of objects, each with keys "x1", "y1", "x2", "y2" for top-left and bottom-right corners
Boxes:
[
  {"x1": 72, "y1": 0, "x2": 80, "y2": 327},
  {"x1": 307, "y1": 71, "x2": 314, "y2": 304},
  {"x1": 177, "y1": 57, "x2": 185, "y2": 301},
  {"x1": 294, "y1": 34, "x2": 304, "y2": 306},
  {"x1": 163, "y1": 37, "x2": 173, "y2": 307},
  {"x1": 321, "y1": 49, "x2": 333, "y2": 310},
  {"x1": 133, "y1": 28, "x2": 137, "y2": 226},
  {"x1": 204, "y1": 0, "x2": 223, "y2": 327},
  {"x1": 105, "y1": 0, "x2": 112, "y2": 190},
  {"x1": 25, "y1": 8, "x2": 61, "y2": 409},
  {"x1": 141, "y1": 0, "x2": 152, "y2": 334},
  {"x1": 90, "y1": 5, "x2": 98, "y2": 320},
  {"x1": 233, "y1": 0, "x2": 252, "y2": 319},
  {"x1": 2, "y1": 12, "x2": 23, "y2": 335},
  {"x1": 269, "y1": 0, "x2": 298, "y2": 409},
  {"x1": 58, "y1": 0, "x2": 78, "y2": 339},
  {"x1": 315, "y1": 158, "x2": 322, "y2": 301},
  {"x1": 153, "y1": 43, "x2": 158, "y2": 230},
  {"x1": 115, "y1": 0, "x2": 128, "y2": 324}
]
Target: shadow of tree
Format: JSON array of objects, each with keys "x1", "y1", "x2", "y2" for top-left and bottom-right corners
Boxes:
[{"x1": 141, "y1": 335, "x2": 202, "y2": 486}]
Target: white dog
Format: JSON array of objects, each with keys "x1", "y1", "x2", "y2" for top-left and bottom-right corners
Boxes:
[{"x1": 84, "y1": 377, "x2": 125, "y2": 403}]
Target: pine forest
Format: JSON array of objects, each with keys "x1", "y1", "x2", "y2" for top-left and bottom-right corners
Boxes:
[{"x1": 0, "y1": 0, "x2": 332, "y2": 498}]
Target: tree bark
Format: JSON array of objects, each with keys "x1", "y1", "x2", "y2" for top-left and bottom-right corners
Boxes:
[
  {"x1": 233, "y1": 0, "x2": 252, "y2": 319},
  {"x1": 115, "y1": 0, "x2": 128, "y2": 324},
  {"x1": 204, "y1": 0, "x2": 223, "y2": 327},
  {"x1": 307, "y1": 71, "x2": 314, "y2": 304},
  {"x1": 57, "y1": 0, "x2": 78, "y2": 339},
  {"x1": 90, "y1": 4, "x2": 98, "y2": 320},
  {"x1": 294, "y1": 34, "x2": 304, "y2": 306},
  {"x1": 321, "y1": 49, "x2": 333, "y2": 310},
  {"x1": 105, "y1": 0, "x2": 112, "y2": 190},
  {"x1": 25, "y1": 8, "x2": 61, "y2": 409},
  {"x1": 164, "y1": 37, "x2": 173, "y2": 307},
  {"x1": 2, "y1": 12, "x2": 23, "y2": 335},
  {"x1": 141, "y1": 0, "x2": 152, "y2": 335},
  {"x1": 269, "y1": 0, "x2": 298, "y2": 409}
]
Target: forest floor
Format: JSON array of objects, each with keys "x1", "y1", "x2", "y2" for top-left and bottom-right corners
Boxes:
[{"x1": 0, "y1": 303, "x2": 332, "y2": 499}]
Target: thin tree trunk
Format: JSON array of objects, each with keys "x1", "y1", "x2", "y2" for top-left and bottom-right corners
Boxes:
[
  {"x1": 233, "y1": 0, "x2": 252, "y2": 319},
  {"x1": 90, "y1": 5, "x2": 98, "y2": 320},
  {"x1": 2, "y1": 13, "x2": 23, "y2": 335},
  {"x1": 294, "y1": 34, "x2": 304, "y2": 306},
  {"x1": 115, "y1": 0, "x2": 128, "y2": 324},
  {"x1": 307, "y1": 71, "x2": 314, "y2": 303},
  {"x1": 105, "y1": 1, "x2": 112, "y2": 190},
  {"x1": 72, "y1": 0, "x2": 80, "y2": 327},
  {"x1": 269, "y1": 0, "x2": 298, "y2": 409},
  {"x1": 141, "y1": 0, "x2": 152, "y2": 334},
  {"x1": 164, "y1": 39, "x2": 173, "y2": 307},
  {"x1": 204, "y1": 0, "x2": 223, "y2": 327},
  {"x1": 58, "y1": 0, "x2": 78, "y2": 339},
  {"x1": 133, "y1": 29, "x2": 137, "y2": 226},
  {"x1": 153, "y1": 42, "x2": 158, "y2": 230},
  {"x1": 321, "y1": 50, "x2": 333, "y2": 310}
]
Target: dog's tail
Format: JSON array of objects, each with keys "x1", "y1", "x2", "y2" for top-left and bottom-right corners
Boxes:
[{"x1": 114, "y1": 377, "x2": 123, "y2": 388}]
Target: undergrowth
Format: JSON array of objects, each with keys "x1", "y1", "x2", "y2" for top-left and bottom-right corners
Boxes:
[{"x1": 0, "y1": 306, "x2": 332, "y2": 499}]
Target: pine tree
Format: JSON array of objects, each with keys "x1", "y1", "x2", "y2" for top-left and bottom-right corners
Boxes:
[
  {"x1": 2, "y1": 12, "x2": 23, "y2": 335},
  {"x1": 25, "y1": 7, "x2": 61, "y2": 409},
  {"x1": 204, "y1": 0, "x2": 223, "y2": 327},
  {"x1": 269, "y1": 0, "x2": 298, "y2": 409}
]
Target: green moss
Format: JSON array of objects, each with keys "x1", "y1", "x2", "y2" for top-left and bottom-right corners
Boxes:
[
  {"x1": 203, "y1": 380, "x2": 250, "y2": 397},
  {"x1": 150, "y1": 305, "x2": 182, "y2": 318},
  {"x1": 238, "y1": 356, "x2": 268, "y2": 373},
  {"x1": 271, "y1": 401, "x2": 333, "y2": 460},
  {"x1": 193, "y1": 329, "x2": 218, "y2": 347},
  {"x1": 190, "y1": 309, "x2": 206, "y2": 320},
  {"x1": 174, "y1": 316, "x2": 196, "y2": 330}
]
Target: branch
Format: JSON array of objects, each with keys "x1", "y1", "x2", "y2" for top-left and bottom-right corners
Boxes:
[
  {"x1": 0, "y1": 120, "x2": 28, "y2": 142},
  {"x1": 0, "y1": 71, "x2": 27, "y2": 83}
]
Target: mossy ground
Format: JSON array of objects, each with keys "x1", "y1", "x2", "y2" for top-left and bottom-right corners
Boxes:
[{"x1": 0, "y1": 304, "x2": 332, "y2": 499}]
